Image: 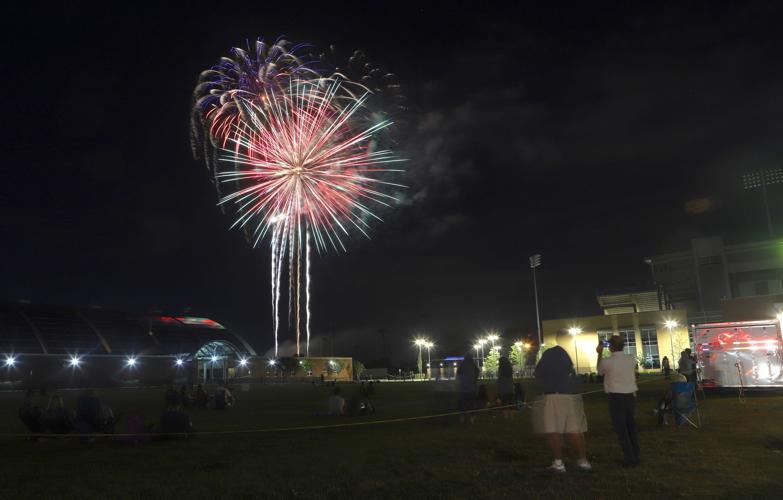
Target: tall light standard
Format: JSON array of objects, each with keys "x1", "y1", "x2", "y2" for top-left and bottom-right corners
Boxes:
[
  {"x1": 473, "y1": 343, "x2": 481, "y2": 362},
  {"x1": 568, "y1": 327, "x2": 582, "y2": 374},
  {"x1": 487, "y1": 333, "x2": 499, "y2": 350},
  {"x1": 425, "y1": 341, "x2": 434, "y2": 374},
  {"x1": 530, "y1": 254, "x2": 543, "y2": 346},
  {"x1": 478, "y1": 338, "x2": 487, "y2": 366},
  {"x1": 414, "y1": 338, "x2": 425, "y2": 376},
  {"x1": 664, "y1": 319, "x2": 678, "y2": 364}
]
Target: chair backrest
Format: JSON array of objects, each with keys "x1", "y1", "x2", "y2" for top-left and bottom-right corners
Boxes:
[{"x1": 671, "y1": 382, "x2": 696, "y2": 411}]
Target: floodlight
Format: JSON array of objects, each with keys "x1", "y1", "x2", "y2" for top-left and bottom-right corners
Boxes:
[
  {"x1": 487, "y1": 334, "x2": 499, "y2": 342},
  {"x1": 69, "y1": 356, "x2": 81, "y2": 368},
  {"x1": 175, "y1": 358, "x2": 184, "y2": 367},
  {"x1": 568, "y1": 327, "x2": 582, "y2": 336},
  {"x1": 4, "y1": 356, "x2": 15, "y2": 367},
  {"x1": 664, "y1": 320, "x2": 678, "y2": 330},
  {"x1": 211, "y1": 355, "x2": 218, "y2": 363},
  {"x1": 268, "y1": 359, "x2": 276, "y2": 366},
  {"x1": 126, "y1": 357, "x2": 137, "y2": 367},
  {"x1": 414, "y1": 338, "x2": 426, "y2": 346},
  {"x1": 239, "y1": 358, "x2": 248, "y2": 367}
]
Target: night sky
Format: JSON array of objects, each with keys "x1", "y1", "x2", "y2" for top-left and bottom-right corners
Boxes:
[{"x1": 3, "y1": 2, "x2": 783, "y2": 364}]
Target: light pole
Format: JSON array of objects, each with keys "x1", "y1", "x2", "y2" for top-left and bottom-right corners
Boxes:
[
  {"x1": 530, "y1": 254, "x2": 542, "y2": 346},
  {"x1": 487, "y1": 333, "x2": 499, "y2": 350},
  {"x1": 568, "y1": 327, "x2": 582, "y2": 374},
  {"x1": 665, "y1": 319, "x2": 678, "y2": 364},
  {"x1": 414, "y1": 338, "x2": 425, "y2": 377},
  {"x1": 425, "y1": 341, "x2": 433, "y2": 368},
  {"x1": 478, "y1": 338, "x2": 487, "y2": 366},
  {"x1": 473, "y1": 343, "x2": 480, "y2": 361}
]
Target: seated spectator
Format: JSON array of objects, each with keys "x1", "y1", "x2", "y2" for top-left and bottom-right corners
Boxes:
[
  {"x1": 328, "y1": 387, "x2": 346, "y2": 416},
  {"x1": 346, "y1": 389, "x2": 376, "y2": 417},
  {"x1": 179, "y1": 385, "x2": 193, "y2": 408},
  {"x1": 213, "y1": 382, "x2": 234, "y2": 410},
  {"x1": 164, "y1": 385, "x2": 180, "y2": 408},
  {"x1": 44, "y1": 395, "x2": 73, "y2": 434},
  {"x1": 75, "y1": 389, "x2": 116, "y2": 434},
  {"x1": 476, "y1": 384, "x2": 490, "y2": 410},
  {"x1": 194, "y1": 384, "x2": 208, "y2": 409},
  {"x1": 18, "y1": 389, "x2": 45, "y2": 435},
  {"x1": 159, "y1": 407, "x2": 196, "y2": 439},
  {"x1": 514, "y1": 382, "x2": 526, "y2": 410}
]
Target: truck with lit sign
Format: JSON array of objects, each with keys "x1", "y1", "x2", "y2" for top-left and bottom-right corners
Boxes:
[{"x1": 695, "y1": 320, "x2": 783, "y2": 388}]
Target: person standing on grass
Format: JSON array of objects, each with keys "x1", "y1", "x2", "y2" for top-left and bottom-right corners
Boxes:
[
  {"x1": 533, "y1": 346, "x2": 591, "y2": 473},
  {"x1": 456, "y1": 353, "x2": 479, "y2": 424},
  {"x1": 497, "y1": 356, "x2": 514, "y2": 418},
  {"x1": 662, "y1": 356, "x2": 671, "y2": 379},
  {"x1": 596, "y1": 335, "x2": 640, "y2": 467}
]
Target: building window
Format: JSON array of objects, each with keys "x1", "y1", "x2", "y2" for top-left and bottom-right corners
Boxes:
[
  {"x1": 639, "y1": 326, "x2": 660, "y2": 369},
  {"x1": 618, "y1": 327, "x2": 637, "y2": 358}
]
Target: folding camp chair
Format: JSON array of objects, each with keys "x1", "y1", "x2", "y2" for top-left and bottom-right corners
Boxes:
[{"x1": 671, "y1": 382, "x2": 701, "y2": 428}]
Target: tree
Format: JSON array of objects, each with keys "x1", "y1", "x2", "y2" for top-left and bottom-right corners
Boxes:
[
  {"x1": 298, "y1": 358, "x2": 313, "y2": 375},
  {"x1": 277, "y1": 357, "x2": 299, "y2": 375},
  {"x1": 327, "y1": 359, "x2": 344, "y2": 375},
  {"x1": 484, "y1": 348, "x2": 500, "y2": 377},
  {"x1": 353, "y1": 360, "x2": 366, "y2": 380},
  {"x1": 510, "y1": 344, "x2": 525, "y2": 375}
]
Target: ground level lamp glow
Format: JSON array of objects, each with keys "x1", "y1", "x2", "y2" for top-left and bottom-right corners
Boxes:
[
  {"x1": 664, "y1": 319, "x2": 678, "y2": 364},
  {"x1": 568, "y1": 327, "x2": 582, "y2": 374}
]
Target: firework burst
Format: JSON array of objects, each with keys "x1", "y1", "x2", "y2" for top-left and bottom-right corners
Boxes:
[{"x1": 192, "y1": 38, "x2": 404, "y2": 356}]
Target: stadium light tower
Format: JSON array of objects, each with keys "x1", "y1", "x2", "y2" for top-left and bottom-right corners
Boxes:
[
  {"x1": 530, "y1": 254, "x2": 543, "y2": 346},
  {"x1": 742, "y1": 168, "x2": 783, "y2": 237}
]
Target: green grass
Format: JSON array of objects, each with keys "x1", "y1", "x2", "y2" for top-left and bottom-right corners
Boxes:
[{"x1": 2, "y1": 378, "x2": 783, "y2": 499}]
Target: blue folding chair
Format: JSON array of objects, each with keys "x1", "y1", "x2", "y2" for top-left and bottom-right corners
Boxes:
[{"x1": 671, "y1": 382, "x2": 701, "y2": 428}]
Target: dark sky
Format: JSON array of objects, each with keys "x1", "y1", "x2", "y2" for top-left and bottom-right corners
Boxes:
[{"x1": 3, "y1": 1, "x2": 783, "y2": 364}]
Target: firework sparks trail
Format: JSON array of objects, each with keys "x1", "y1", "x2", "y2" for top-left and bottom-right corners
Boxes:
[{"x1": 192, "y1": 38, "x2": 403, "y2": 357}]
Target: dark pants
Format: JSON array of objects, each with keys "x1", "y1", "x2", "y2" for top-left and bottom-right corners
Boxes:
[{"x1": 608, "y1": 393, "x2": 640, "y2": 463}]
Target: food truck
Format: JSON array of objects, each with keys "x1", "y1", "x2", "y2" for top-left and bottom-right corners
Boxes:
[{"x1": 695, "y1": 320, "x2": 783, "y2": 389}]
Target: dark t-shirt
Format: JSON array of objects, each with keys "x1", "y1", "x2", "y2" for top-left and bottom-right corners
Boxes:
[{"x1": 534, "y1": 346, "x2": 578, "y2": 394}]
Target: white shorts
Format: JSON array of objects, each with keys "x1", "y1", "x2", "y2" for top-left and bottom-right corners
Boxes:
[{"x1": 532, "y1": 394, "x2": 588, "y2": 434}]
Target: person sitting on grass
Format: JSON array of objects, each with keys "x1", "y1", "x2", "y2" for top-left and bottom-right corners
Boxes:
[
  {"x1": 18, "y1": 388, "x2": 45, "y2": 436},
  {"x1": 476, "y1": 384, "x2": 490, "y2": 410},
  {"x1": 164, "y1": 385, "x2": 180, "y2": 408},
  {"x1": 159, "y1": 402, "x2": 196, "y2": 439},
  {"x1": 194, "y1": 384, "x2": 208, "y2": 409},
  {"x1": 213, "y1": 382, "x2": 234, "y2": 410},
  {"x1": 514, "y1": 382, "x2": 526, "y2": 411},
  {"x1": 44, "y1": 395, "x2": 73, "y2": 434},
  {"x1": 328, "y1": 387, "x2": 346, "y2": 416},
  {"x1": 75, "y1": 389, "x2": 117, "y2": 435},
  {"x1": 346, "y1": 387, "x2": 376, "y2": 417}
]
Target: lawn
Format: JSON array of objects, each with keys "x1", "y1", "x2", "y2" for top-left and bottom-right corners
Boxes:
[{"x1": 1, "y1": 377, "x2": 782, "y2": 499}]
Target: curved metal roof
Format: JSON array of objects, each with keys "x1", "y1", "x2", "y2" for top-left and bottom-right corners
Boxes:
[{"x1": 0, "y1": 302, "x2": 256, "y2": 357}]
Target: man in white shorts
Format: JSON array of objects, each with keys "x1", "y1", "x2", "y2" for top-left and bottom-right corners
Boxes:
[{"x1": 533, "y1": 345, "x2": 591, "y2": 473}]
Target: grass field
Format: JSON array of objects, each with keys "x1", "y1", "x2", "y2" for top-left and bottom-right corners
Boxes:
[{"x1": 1, "y1": 377, "x2": 783, "y2": 499}]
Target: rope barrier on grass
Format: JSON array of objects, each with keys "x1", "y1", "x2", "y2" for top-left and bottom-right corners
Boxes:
[{"x1": 1, "y1": 374, "x2": 671, "y2": 439}]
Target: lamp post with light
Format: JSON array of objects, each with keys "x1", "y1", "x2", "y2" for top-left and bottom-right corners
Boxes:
[
  {"x1": 665, "y1": 319, "x2": 678, "y2": 365},
  {"x1": 414, "y1": 338, "x2": 425, "y2": 377},
  {"x1": 478, "y1": 338, "x2": 487, "y2": 366},
  {"x1": 568, "y1": 327, "x2": 582, "y2": 374}
]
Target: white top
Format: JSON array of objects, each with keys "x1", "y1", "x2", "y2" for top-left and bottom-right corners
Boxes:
[{"x1": 598, "y1": 351, "x2": 638, "y2": 394}]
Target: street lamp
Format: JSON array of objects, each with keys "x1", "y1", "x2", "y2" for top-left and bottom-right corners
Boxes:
[
  {"x1": 665, "y1": 319, "x2": 678, "y2": 363},
  {"x1": 424, "y1": 341, "x2": 434, "y2": 370},
  {"x1": 487, "y1": 333, "x2": 499, "y2": 348},
  {"x1": 478, "y1": 338, "x2": 487, "y2": 362},
  {"x1": 473, "y1": 343, "x2": 480, "y2": 361},
  {"x1": 568, "y1": 327, "x2": 582, "y2": 374},
  {"x1": 414, "y1": 338, "x2": 426, "y2": 376}
]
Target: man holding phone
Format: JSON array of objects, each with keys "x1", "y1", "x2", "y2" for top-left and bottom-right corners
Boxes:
[{"x1": 596, "y1": 335, "x2": 640, "y2": 467}]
